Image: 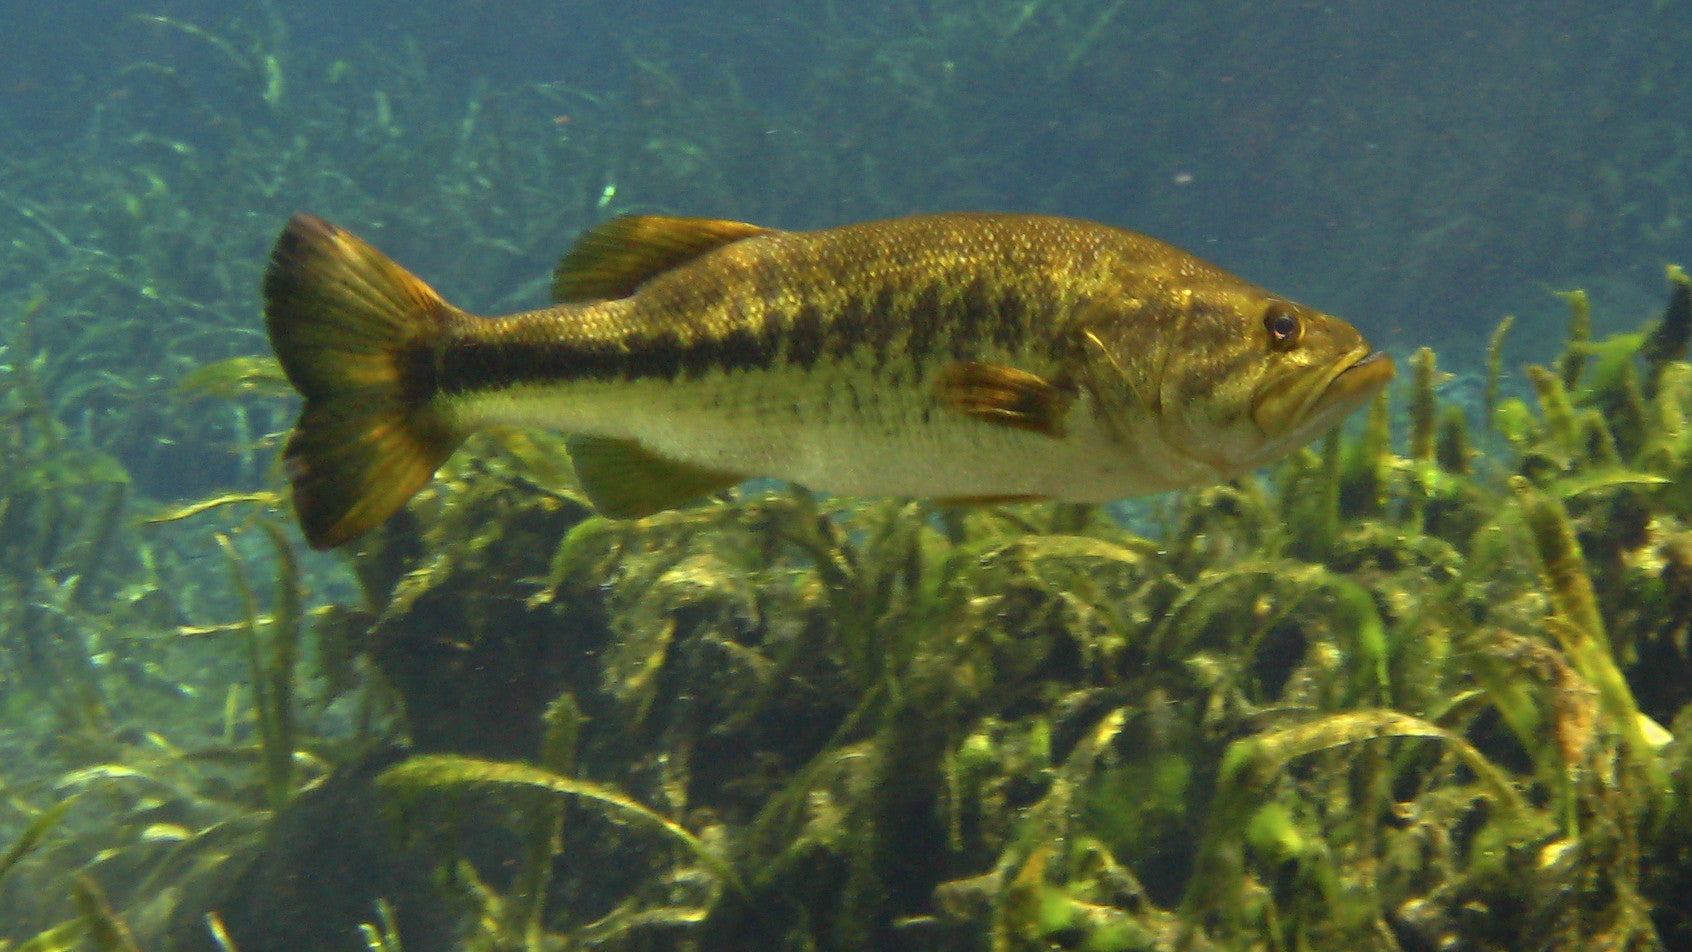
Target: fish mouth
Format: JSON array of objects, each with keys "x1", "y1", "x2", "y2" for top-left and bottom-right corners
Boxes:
[
  {"x1": 1255, "y1": 346, "x2": 1396, "y2": 442},
  {"x1": 1326, "y1": 348, "x2": 1396, "y2": 405},
  {"x1": 1299, "y1": 347, "x2": 1396, "y2": 429}
]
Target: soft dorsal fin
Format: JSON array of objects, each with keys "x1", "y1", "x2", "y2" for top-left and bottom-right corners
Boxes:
[{"x1": 552, "y1": 215, "x2": 774, "y2": 303}]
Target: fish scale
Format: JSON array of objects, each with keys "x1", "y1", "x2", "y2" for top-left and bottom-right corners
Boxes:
[{"x1": 263, "y1": 211, "x2": 1392, "y2": 548}]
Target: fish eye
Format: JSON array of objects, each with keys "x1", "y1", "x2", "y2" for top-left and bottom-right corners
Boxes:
[{"x1": 1264, "y1": 305, "x2": 1301, "y2": 350}]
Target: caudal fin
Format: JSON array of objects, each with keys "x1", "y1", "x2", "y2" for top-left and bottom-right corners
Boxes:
[{"x1": 263, "y1": 213, "x2": 464, "y2": 549}]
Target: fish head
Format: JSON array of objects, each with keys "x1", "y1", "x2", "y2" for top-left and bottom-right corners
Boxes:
[{"x1": 1093, "y1": 281, "x2": 1394, "y2": 481}]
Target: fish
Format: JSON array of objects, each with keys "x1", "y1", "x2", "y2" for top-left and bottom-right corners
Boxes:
[{"x1": 262, "y1": 211, "x2": 1394, "y2": 549}]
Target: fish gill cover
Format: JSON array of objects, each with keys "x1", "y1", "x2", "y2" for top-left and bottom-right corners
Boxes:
[{"x1": 4, "y1": 2, "x2": 1692, "y2": 951}]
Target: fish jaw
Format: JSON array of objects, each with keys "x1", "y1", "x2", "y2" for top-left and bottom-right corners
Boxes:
[{"x1": 1250, "y1": 345, "x2": 1395, "y2": 460}]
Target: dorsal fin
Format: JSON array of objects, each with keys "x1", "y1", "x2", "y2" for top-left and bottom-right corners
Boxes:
[{"x1": 552, "y1": 215, "x2": 774, "y2": 303}]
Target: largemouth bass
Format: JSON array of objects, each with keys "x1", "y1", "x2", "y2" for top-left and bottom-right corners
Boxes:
[{"x1": 263, "y1": 212, "x2": 1393, "y2": 549}]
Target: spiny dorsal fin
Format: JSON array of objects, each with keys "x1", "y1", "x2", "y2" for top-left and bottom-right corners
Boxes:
[
  {"x1": 934, "y1": 361, "x2": 1073, "y2": 438},
  {"x1": 552, "y1": 216, "x2": 774, "y2": 303},
  {"x1": 567, "y1": 435, "x2": 747, "y2": 518}
]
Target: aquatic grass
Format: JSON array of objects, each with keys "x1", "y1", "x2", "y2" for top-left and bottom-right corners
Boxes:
[
  {"x1": 0, "y1": 342, "x2": 144, "y2": 735},
  {"x1": 509, "y1": 694, "x2": 579, "y2": 950},
  {"x1": 0, "y1": 293, "x2": 361, "y2": 946},
  {"x1": 0, "y1": 797, "x2": 81, "y2": 894},
  {"x1": 357, "y1": 900, "x2": 403, "y2": 952},
  {"x1": 213, "y1": 519, "x2": 303, "y2": 811},
  {"x1": 2, "y1": 739, "x2": 282, "y2": 945},
  {"x1": 375, "y1": 753, "x2": 744, "y2": 896},
  {"x1": 1512, "y1": 477, "x2": 1670, "y2": 812},
  {"x1": 1179, "y1": 709, "x2": 1530, "y2": 943},
  {"x1": 71, "y1": 875, "x2": 142, "y2": 952}
]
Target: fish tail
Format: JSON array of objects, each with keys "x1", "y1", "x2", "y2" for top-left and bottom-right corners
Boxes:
[{"x1": 263, "y1": 213, "x2": 464, "y2": 549}]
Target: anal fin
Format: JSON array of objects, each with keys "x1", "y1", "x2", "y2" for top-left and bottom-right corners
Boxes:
[
  {"x1": 567, "y1": 436, "x2": 746, "y2": 518},
  {"x1": 935, "y1": 494, "x2": 1050, "y2": 507}
]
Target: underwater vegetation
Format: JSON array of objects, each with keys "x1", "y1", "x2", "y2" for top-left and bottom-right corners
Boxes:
[{"x1": 9, "y1": 257, "x2": 1692, "y2": 951}]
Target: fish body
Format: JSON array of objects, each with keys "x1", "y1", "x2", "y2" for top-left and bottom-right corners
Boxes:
[{"x1": 263, "y1": 212, "x2": 1393, "y2": 549}]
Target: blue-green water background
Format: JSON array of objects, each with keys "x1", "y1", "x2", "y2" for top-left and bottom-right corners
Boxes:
[
  {"x1": 9, "y1": 0, "x2": 1692, "y2": 500},
  {"x1": 6, "y1": 3, "x2": 1692, "y2": 946}
]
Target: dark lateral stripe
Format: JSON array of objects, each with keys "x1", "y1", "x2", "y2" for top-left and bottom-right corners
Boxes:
[
  {"x1": 827, "y1": 292, "x2": 874, "y2": 361},
  {"x1": 785, "y1": 302, "x2": 827, "y2": 370},
  {"x1": 905, "y1": 282, "x2": 943, "y2": 361},
  {"x1": 435, "y1": 322, "x2": 783, "y2": 395},
  {"x1": 431, "y1": 275, "x2": 1048, "y2": 396}
]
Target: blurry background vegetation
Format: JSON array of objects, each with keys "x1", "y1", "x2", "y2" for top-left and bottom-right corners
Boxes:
[
  {"x1": 4, "y1": 0, "x2": 1692, "y2": 497},
  {"x1": 7, "y1": 1, "x2": 1692, "y2": 950}
]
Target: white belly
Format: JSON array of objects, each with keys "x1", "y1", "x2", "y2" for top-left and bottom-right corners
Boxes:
[{"x1": 455, "y1": 364, "x2": 1219, "y2": 504}]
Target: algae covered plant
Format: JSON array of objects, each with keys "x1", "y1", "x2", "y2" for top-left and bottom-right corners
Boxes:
[
  {"x1": 7, "y1": 2, "x2": 1692, "y2": 951},
  {"x1": 12, "y1": 256, "x2": 1692, "y2": 952}
]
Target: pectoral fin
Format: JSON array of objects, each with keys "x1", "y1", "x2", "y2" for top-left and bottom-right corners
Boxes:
[
  {"x1": 567, "y1": 436, "x2": 746, "y2": 518},
  {"x1": 934, "y1": 362, "x2": 1072, "y2": 437}
]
